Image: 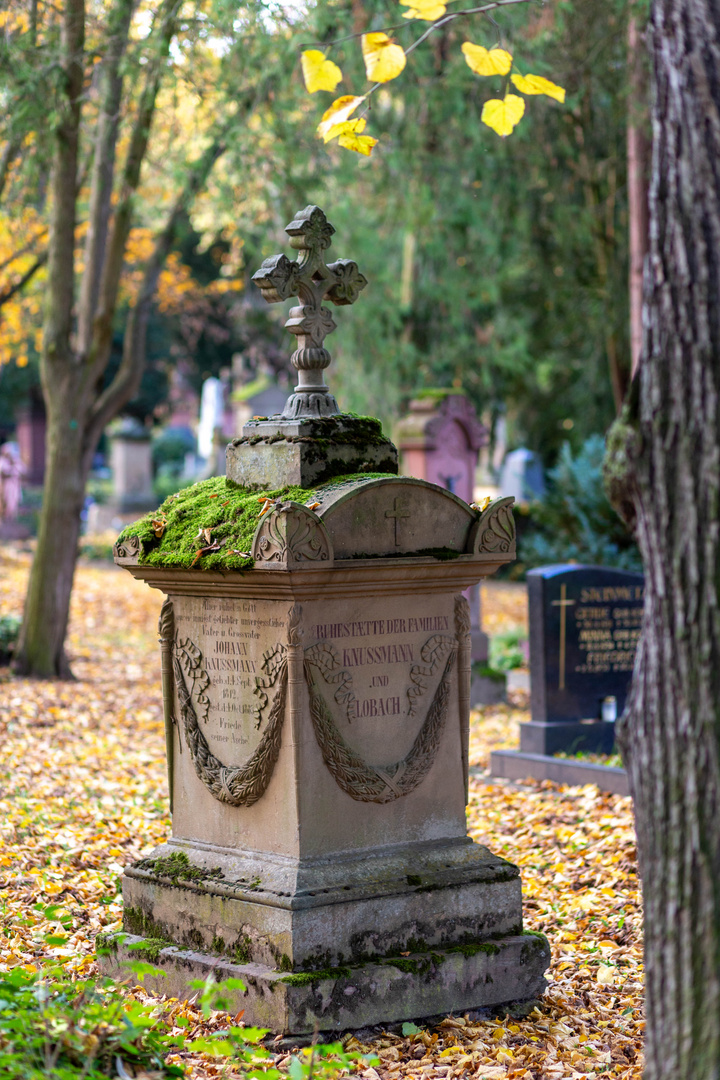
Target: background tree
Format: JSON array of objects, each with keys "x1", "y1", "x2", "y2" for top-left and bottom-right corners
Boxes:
[
  {"x1": 0, "y1": 0, "x2": 293, "y2": 676},
  {"x1": 240, "y1": 0, "x2": 632, "y2": 460}
]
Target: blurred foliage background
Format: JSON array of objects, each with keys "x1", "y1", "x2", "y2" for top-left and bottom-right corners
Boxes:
[{"x1": 1, "y1": 0, "x2": 639, "y2": 565}]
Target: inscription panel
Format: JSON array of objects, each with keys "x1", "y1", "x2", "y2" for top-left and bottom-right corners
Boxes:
[
  {"x1": 305, "y1": 598, "x2": 458, "y2": 764},
  {"x1": 173, "y1": 596, "x2": 288, "y2": 762},
  {"x1": 529, "y1": 565, "x2": 645, "y2": 724}
]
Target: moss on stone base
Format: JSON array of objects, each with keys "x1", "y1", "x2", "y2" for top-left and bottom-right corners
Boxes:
[
  {"x1": 134, "y1": 851, "x2": 224, "y2": 885},
  {"x1": 114, "y1": 471, "x2": 396, "y2": 572},
  {"x1": 279, "y1": 966, "x2": 352, "y2": 987}
]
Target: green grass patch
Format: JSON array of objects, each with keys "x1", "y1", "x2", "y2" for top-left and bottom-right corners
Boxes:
[{"x1": 554, "y1": 750, "x2": 623, "y2": 768}]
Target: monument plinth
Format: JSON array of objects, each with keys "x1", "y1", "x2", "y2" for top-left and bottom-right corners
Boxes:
[{"x1": 103, "y1": 208, "x2": 549, "y2": 1034}]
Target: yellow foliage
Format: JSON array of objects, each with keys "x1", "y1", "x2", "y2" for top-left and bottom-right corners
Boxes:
[
  {"x1": 336, "y1": 120, "x2": 378, "y2": 157},
  {"x1": 301, "y1": 50, "x2": 343, "y2": 94},
  {"x1": 0, "y1": 11, "x2": 30, "y2": 33},
  {"x1": 461, "y1": 42, "x2": 513, "y2": 77},
  {"x1": 317, "y1": 95, "x2": 366, "y2": 142},
  {"x1": 481, "y1": 94, "x2": 525, "y2": 137},
  {"x1": 400, "y1": 0, "x2": 447, "y2": 20},
  {"x1": 361, "y1": 32, "x2": 406, "y2": 84},
  {"x1": 511, "y1": 72, "x2": 566, "y2": 102}
]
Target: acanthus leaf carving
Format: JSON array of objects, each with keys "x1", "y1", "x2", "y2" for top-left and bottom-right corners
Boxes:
[
  {"x1": 251, "y1": 502, "x2": 333, "y2": 568},
  {"x1": 469, "y1": 496, "x2": 516, "y2": 556},
  {"x1": 306, "y1": 630, "x2": 459, "y2": 803},
  {"x1": 174, "y1": 634, "x2": 288, "y2": 807},
  {"x1": 113, "y1": 534, "x2": 141, "y2": 562}
]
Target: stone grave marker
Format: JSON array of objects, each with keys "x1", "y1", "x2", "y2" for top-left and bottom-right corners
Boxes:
[
  {"x1": 490, "y1": 564, "x2": 643, "y2": 790},
  {"x1": 395, "y1": 392, "x2": 487, "y2": 504},
  {"x1": 87, "y1": 418, "x2": 156, "y2": 533},
  {"x1": 103, "y1": 206, "x2": 549, "y2": 1034},
  {"x1": 395, "y1": 393, "x2": 503, "y2": 704}
]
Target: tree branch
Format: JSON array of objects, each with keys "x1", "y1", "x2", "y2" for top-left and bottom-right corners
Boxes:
[
  {"x1": 44, "y1": 0, "x2": 85, "y2": 376},
  {"x1": 0, "y1": 251, "x2": 48, "y2": 306},
  {"x1": 85, "y1": 137, "x2": 227, "y2": 452},
  {"x1": 0, "y1": 230, "x2": 48, "y2": 276},
  {"x1": 77, "y1": 0, "x2": 135, "y2": 357},
  {"x1": 0, "y1": 139, "x2": 19, "y2": 203},
  {"x1": 84, "y1": 0, "x2": 182, "y2": 384}
]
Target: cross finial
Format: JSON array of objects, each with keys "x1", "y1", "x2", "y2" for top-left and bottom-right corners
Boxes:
[{"x1": 252, "y1": 206, "x2": 367, "y2": 420}]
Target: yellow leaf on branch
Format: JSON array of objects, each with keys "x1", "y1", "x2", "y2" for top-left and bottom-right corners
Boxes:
[
  {"x1": 511, "y1": 72, "x2": 566, "y2": 102},
  {"x1": 337, "y1": 119, "x2": 378, "y2": 156},
  {"x1": 461, "y1": 42, "x2": 513, "y2": 77},
  {"x1": 317, "y1": 95, "x2": 366, "y2": 142},
  {"x1": 301, "y1": 50, "x2": 343, "y2": 94},
  {"x1": 400, "y1": 0, "x2": 447, "y2": 21},
  {"x1": 362, "y1": 32, "x2": 406, "y2": 83},
  {"x1": 481, "y1": 94, "x2": 525, "y2": 137}
]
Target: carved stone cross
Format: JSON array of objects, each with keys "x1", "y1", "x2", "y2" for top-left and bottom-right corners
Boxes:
[
  {"x1": 252, "y1": 206, "x2": 367, "y2": 420},
  {"x1": 385, "y1": 496, "x2": 410, "y2": 547}
]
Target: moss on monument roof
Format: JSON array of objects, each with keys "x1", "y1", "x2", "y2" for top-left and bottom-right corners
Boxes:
[{"x1": 115, "y1": 472, "x2": 396, "y2": 571}]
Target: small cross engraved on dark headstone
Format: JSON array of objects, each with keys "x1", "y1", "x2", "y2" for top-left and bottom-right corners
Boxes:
[
  {"x1": 550, "y1": 584, "x2": 576, "y2": 691},
  {"x1": 523, "y1": 564, "x2": 644, "y2": 755},
  {"x1": 252, "y1": 206, "x2": 367, "y2": 420}
]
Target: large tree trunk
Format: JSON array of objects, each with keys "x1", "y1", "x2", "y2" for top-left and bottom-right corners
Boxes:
[
  {"x1": 627, "y1": 13, "x2": 650, "y2": 380},
  {"x1": 610, "y1": 0, "x2": 720, "y2": 1076},
  {"x1": 14, "y1": 394, "x2": 91, "y2": 677}
]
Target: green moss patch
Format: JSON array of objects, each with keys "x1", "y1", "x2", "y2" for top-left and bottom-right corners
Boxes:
[
  {"x1": 127, "y1": 936, "x2": 173, "y2": 963},
  {"x1": 114, "y1": 471, "x2": 397, "y2": 572},
  {"x1": 278, "y1": 966, "x2": 352, "y2": 987},
  {"x1": 134, "y1": 851, "x2": 224, "y2": 885}
]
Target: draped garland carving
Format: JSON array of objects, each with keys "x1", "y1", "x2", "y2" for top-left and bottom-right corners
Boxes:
[{"x1": 171, "y1": 601, "x2": 464, "y2": 807}]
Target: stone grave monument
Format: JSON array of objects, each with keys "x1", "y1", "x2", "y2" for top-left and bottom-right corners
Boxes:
[
  {"x1": 491, "y1": 564, "x2": 643, "y2": 792},
  {"x1": 395, "y1": 393, "x2": 486, "y2": 502},
  {"x1": 395, "y1": 393, "x2": 503, "y2": 706},
  {"x1": 87, "y1": 418, "x2": 156, "y2": 533},
  {"x1": 15, "y1": 389, "x2": 46, "y2": 486},
  {"x1": 103, "y1": 206, "x2": 549, "y2": 1034}
]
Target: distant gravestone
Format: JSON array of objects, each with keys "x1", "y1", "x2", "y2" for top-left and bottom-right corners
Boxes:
[
  {"x1": 15, "y1": 391, "x2": 46, "y2": 486},
  {"x1": 197, "y1": 377, "x2": 225, "y2": 461},
  {"x1": 86, "y1": 418, "x2": 155, "y2": 533},
  {"x1": 110, "y1": 419, "x2": 154, "y2": 512},
  {"x1": 499, "y1": 447, "x2": 545, "y2": 504},
  {"x1": 522, "y1": 564, "x2": 644, "y2": 754},
  {"x1": 395, "y1": 393, "x2": 487, "y2": 505},
  {"x1": 395, "y1": 394, "x2": 502, "y2": 703}
]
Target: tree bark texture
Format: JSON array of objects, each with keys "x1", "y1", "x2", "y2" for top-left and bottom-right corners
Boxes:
[
  {"x1": 627, "y1": 14, "x2": 650, "y2": 379},
  {"x1": 616, "y1": 0, "x2": 720, "y2": 1076}
]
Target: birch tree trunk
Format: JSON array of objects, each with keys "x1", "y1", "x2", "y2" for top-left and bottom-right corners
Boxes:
[{"x1": 607, "y1": 0, "x2": 720, "y2": 1075}]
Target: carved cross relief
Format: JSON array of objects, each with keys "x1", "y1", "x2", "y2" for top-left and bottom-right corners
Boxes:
[{"x1": 252, "y1": 206, "x2": 367, "y2": 419}]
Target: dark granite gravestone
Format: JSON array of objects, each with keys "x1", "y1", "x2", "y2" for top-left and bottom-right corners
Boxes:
[{"x1": 521, "y1": 564, "x2": 644, "y2": 755}]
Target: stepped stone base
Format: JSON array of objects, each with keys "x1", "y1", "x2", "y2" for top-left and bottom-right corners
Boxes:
[
  {"x1": 519, "y1": 719, "x2": 616, "y2": 756},
  {"x1": 489, "y1": 750, "x2": 629, "y2": 796},
  {"x1": 115, "y1": 837, "x2": 524, "y2": 972},
  {"x1": 99, "y1": 932, "x2": 550, "y2": 1035}
]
